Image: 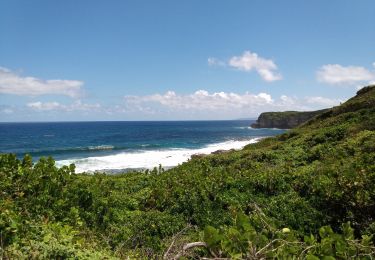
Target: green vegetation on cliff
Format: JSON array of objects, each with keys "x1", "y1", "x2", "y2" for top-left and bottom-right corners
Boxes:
[
  {"x1": 1, "y1": 85, "x2": 375, "y2": 259},
  {"x1": 251, "y1": 109, "x2": 329, "y2": 129}
]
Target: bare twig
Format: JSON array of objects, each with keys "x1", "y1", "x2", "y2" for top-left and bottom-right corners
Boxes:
[
  {"x1": 256, "y1": 238, "x2": 304, "y2": 257},
  {"x1": 357, "y1": 253, "x2": 375, "y2": 259},
  {"x1": 299, "y1": 245, "x2": 316, "y2": 258},
  {"x1": 251, "y1": 203, "x2": 273, "y2": 231},
  {"x1": 347, "y1": 239, "x2": 375, "y2": 249},
  {"x1": 163, "y1": 224, "x2": 192, "y2": 259},
  {"x1": 164, "y1": 238, "x2": 176, "y2": 259},
  {"x1": 200, "y1": 257, "x2": 230, "y2": 260},
  {"x1": 183, "y1": 241, "x2": 207, "y2": 251},
  {"x1": 173, "y1": 241, "x2": 207, "y2": 260},
  {"x1": 256, "y1": 238, "x2": 283, "y2": 256}
]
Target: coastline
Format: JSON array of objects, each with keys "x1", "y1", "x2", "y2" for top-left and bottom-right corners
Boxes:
[{"x1": 56, "y1": 137, "x2": 262, "y2": 173}]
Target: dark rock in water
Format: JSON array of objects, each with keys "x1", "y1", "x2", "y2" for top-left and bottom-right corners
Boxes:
[
  {"x1": 212, "y1": 149, "x2": 236, "y2": 154},
  {"x1": 251, "y1": 109, "x2": 329, "y2": 129},
  {"x1": 191, "y1": 153, "x2": 207, "y2": 159},
  {"x1": 211, "y1": 149, "x2": 227, "y2": 154}
]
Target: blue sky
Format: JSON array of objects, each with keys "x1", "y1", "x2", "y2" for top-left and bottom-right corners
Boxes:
[{"x1": 0, "y1": 0, "x2": 374, "y2": 121}]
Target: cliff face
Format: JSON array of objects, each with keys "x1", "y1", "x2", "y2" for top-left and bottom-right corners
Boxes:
[{"x1": 251, "y1": 109, "x2": 329, "y2": 129}]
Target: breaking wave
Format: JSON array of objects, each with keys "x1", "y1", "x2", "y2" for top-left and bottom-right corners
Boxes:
[{"x1": 56, "y1": 138, "x2": 261, "y2": 173}]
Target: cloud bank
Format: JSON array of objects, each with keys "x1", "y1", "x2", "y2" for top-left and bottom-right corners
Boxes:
[
  {"x1": 125, "y1": 90, "x2": 274, "y2": 110},
  {"x1": 0, "y1": 89, "x2": 343, "y2": 121},
  {"x1": 0, "y1": 67, "x2": 83, "y2": 98},
  {"x1": 317, "y1": 64, "x2": 375, "y2": 85},
  {"x1": 27, "y1": 100, "x2": 101, "y2": 112},
  {"x1": 123, "y1": 90, "x2": 342, "y2": 119}
]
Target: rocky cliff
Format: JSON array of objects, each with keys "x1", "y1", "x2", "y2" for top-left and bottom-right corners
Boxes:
[{"x1": 251, "y1": 109, "x2": 329, "y2": 129}]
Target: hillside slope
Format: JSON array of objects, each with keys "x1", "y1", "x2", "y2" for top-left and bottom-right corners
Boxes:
[{"x1": 1, "y1": 85, "x2": 374, "y2": 258}]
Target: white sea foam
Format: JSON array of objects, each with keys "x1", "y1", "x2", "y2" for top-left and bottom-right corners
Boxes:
[
  {"x1": 87, "y1": 145, "x2": 114, "y2": 150},
  {"x1": 56, "y1": 138, "x2": 260, "y2": 173},
  {"x1": 234, "y1": 126, "x2": 253, "y2": 129}
]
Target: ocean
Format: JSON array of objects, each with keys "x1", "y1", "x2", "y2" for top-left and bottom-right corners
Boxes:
[{"x1": 0, "y1": 120, "x2": 285, "y2": 173}]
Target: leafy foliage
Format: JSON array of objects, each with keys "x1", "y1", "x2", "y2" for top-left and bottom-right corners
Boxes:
[
  {"x1": 202, "y1": 212, "x2": 374, "y2": 259},
  {"x1": 1, "y1": 85, "x2": 375, "y2": 258}
]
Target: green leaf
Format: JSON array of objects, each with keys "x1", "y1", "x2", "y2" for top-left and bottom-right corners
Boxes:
[
  {"x1": 322, "y1": 256, "x2": 335, "y2": 260},
  {"x1": 236, "y1": 212, "x2": 253, "y2": 232},
  {"x1": 204, "y1": 225, "x2": 221, "y2": 247},
  {"x1": 319, "y1": 226, "x2": 334, "y2": 239},
  {"x1": 304, "y1": 234, "x2": 316, "y2": 245},
  {"x1": 43, "y1": 233, "x2": 53, "y2": 243},
  {"x1": 342, "y1": 222, "x2": 354, "y2": 240}
]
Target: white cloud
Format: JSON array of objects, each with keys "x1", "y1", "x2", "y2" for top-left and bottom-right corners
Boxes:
[
  {"x1": 0, "y1": 67, "x2": 84, "y2": 98},
  {"x1": 280, "y1": 95, "x2": 297, "y2": 106},
  {"x1": 27, "y1": 101, "x2": 62, "y2": 111},
  {"x1": 305, "y1": 96, "x2": 342, "y2": 107},
  {"x1": 208, "y1": 57, "x2": 225, "y2": 67},
  {"x1": 0, "y1": 108, "x2": 13, "y2": 114},
  {"x1": 27, "y1": 100, "x2": 101, "y2": 112},
  {"x1": 316, "y1": 64, "x2": 375, "y2": 85},
  {"x1": 13, "y1": 90, "x2": 343, "y2": 120},
  {"x1": 123, "y1": 90, "x2": 341, "y2": 119},
  {"x1": 125, "y1": 90, "x2": 274, "y2": 111},
  {"x1": 66, "y1": 100, "x2": 101, "y2": 112},
  {"x1": 228, "y1": 51, "x2": 282, "y2": 82}
]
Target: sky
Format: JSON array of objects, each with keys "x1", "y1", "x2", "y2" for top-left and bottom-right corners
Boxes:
[{"x1": 0, "y1": 0, "x2": 374, "y2": 121}]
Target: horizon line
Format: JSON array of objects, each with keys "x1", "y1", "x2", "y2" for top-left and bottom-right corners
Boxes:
[{"x1": 0, "y1": 118, "x2": 258, "y2": 124}]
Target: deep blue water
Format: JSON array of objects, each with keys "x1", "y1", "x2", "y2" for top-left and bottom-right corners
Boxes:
[{"x1": 0, "y1": 121, "x2": 285, "y2": 171}]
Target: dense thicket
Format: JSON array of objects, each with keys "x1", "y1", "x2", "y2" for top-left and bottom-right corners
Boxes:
[{"x1": 1, "y1": 86, "x2": 375, "y2": 259}]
